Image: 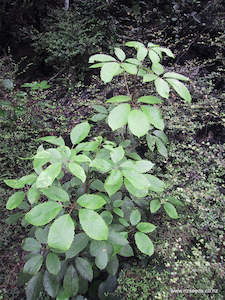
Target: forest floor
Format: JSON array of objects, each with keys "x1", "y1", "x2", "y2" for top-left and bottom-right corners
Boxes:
[{"x1": 0, "y1": 1, "x2": 224, "y2": 299}]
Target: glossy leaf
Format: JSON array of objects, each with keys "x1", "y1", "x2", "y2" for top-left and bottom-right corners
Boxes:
[
  {"x1": 6, "y1": 191, "x2": 24, "y2": 210},
  {"x1": 108, "y1": 103, "x2": 130, "y2": 131},
  {"x1": 65, "y1": 233, "x2": 89, "y2": 259},
  {"x1": 137, "y1": 222, "x2": 156, "y2": 233},
  {"x1": 100, "y1": 62, "x2": 120, "y2": 83},
  {"x1": 104, "y1": 169, "x2": 123, "y2": 197},
  {"x1": 130, "y1": 209, "x2": 141, "y2": 226},
  {"x1": 24, "y1": 254, "x2": 43, "y2": 275},
  {"x1": 41, "y1": 186, "x2": 69, "y2": 202},
  {"x1": 128, "y1": 109, "x2": 150, "y2": 137},
  {"x1": 77, "y1": 194, "x2": 106, "y2": 210},
  {"x1": 154, "y1": 77, "x2": 170, "y2": 98},
  {"x1": 75, "y1": 257, "x2": 93, "y2": 282},
  {"x1": 68, "y1": 162, "x2": 86, "y2": 183},
  {"x1": 70, "y1": 122, "x2": 90, "y2": 145},
  {"x1": 164, "y1": 202, "x2": 179, "y2": 219},
  {"x1": 79, "y1": 209, "x2": 108, "y2": 240},
  {"x1": 134, "y1": 232, "x2": 154, "y2": 256},
  {"x1": 36, "y1": 163, "x2": 62, "y2": 189},
  {"x1": 48, "y1": 214, "x2": 75, "y2": 251},
  {"x1": 141, "y1": 105, "x2": 164, "y2": 131},
  {"x1": 25, "y1": 201, "x2": 62, "y2": 226},
  {"x1": 166, "y1": 78, "x2": 191, "y2": 103},
  {"x1": 150, "y1": 199, "x2": 161, "y2": 213},
  {"x1": 46, "y1": 253, "x2": 61, "y2": 275}
]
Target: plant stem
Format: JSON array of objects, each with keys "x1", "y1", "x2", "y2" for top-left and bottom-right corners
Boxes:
[{"x1": 123, "y1": 72, "x2": 131, "y2": 98}]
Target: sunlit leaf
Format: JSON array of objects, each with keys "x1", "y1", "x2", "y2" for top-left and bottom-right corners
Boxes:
[
  {"x1": 166, "y1": 78, "x2": 191, "y2": 103},
  {"x1": 164, "y1": 202, "x2": 179, "y2": 219},
  {"x1": 70, "y1": 122, "x2": 90, "y2": 145},
  {"x1": 128, "y1": 109, "x2": 150, "y2": 137},
  {"x1": 108, "y1": 103, "x2": 130, "y2": 131},
  {"x1": 77, "y1": 194, "x2": 106, "y2": 210},
  {"x1": 6, "y1": 191, "x2": 24, "y2": 210},
  {"x1": 134, "y1": 232, "x2": 154, "y2": 256}
]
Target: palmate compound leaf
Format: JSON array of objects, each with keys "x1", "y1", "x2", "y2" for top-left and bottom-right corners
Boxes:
[
  {"x1": 108, "y1": 103, "x2": 130, "y2": 131},
  {"x1": 79, "y1": 209, "x2": 108, "y2": 240},
  {"x1": 70, "y1": 122, "x2": 90, "y2": 145},
  {"x1": 6, "y1": 191, "x2": 25, "y2": 210},
  {"x1": 166, "y1": 78, "x2": 191, "y2": 103},
  {"x1": 36, "y1": 163, "x2": 62, "y2": 189},
  {"x1": 75, "y1": 257, "x2": 93, "y2": 282},
  {"x1": 25, "y1": 201, "x2": 62, "y2": 226},
  {"x1": 104, "y1": 170, "x2": 123, "y2": 197},
  {"x1": 77, "y1": 194, "x2": 106, "y2": 210},
  {"x1": 134, "y1": 232, "x2": 154, "y2": 256},
  {"x1": 48, "y1": 214, "x2": 75, "y2": 252},
  {"x1": 128, "y1": 109, "x2": 150, "y2": 137}
]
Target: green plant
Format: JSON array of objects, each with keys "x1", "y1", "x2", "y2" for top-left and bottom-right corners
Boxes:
[{"x1": 4, "y1": 41, "x2": 191, "y2": 299}]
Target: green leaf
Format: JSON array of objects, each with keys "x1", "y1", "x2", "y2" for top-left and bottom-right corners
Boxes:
[
  {"x1": 153, "y1": 130, "x2": 168, "y2": 144},
  {"x1": 41, "y1": 186, "x2": 69, "y2": 202},
  {"x1": 5, "y1": 212, "x2": 23, "y2": 225},
  {"x1": 90, "y1": 179, "x2": 105, "y2": 192},
  {"x1": 35, "y1": 228, "x2": 48, "y2": 244},
  {"x1": 63, "y1": 265, "x2": 79, "y2": 297},
  {"x1": 77, "y1": 194, "x2": 106, "y2": 210},
  {"x1": 148, "y1": 50, "x2": 160, "y2": 63},
  {"x1": 134, "y1": 160, "x2": 154, "y2": 173},
  {"x1": 22, "y1": 238, "x2": 41, "y2": 252},
  {"x1": 25, "y1": 272, "x2": 43, "y2": 300},
  {"x1": 137, "y1": 222, "x2": 156, "y2": 233},
  {"x1": 100, "y1": 62, "x2": 120, "y2": 83},
  {"x1": 150, "y1": 199, "x2": 161, "y2": 213},
  {"x1": 46, "y1": 253, "x2": 61, "y2": 275},
  {"x1": 108, "y1": 103, "x2": 130, "y2": 131},
  {"x1": 25, "y1": 201, "x2": 62, "y2": 226},
  {"x1": 100, "y1": 211, "x2": 113, "y2": 225},
  {"x1": 75, "y1": 141, "x2": 99, "y2": 153},
  {"x1": 135, "y1": 232, "x2": 154, "y2": 256},
  {"x1": 6, "y1": 191, "x2": 24, "y2": 210},
  {"x1": 68, "y1": 162, "x2": 86, "y2": 183},
  {"x1": 24, "y1": 254, "x2": 43, "y2": 275},
  {"x1": 75, "y1": 257, "x2": 93, "y2": 282},
  {"x1": 92, "y1": 104, "x2": 107, "y2": 114},
  {"x1": 137, "y1": 96, "x2": 162, "y2": 104},
  {"x1": 152, "y1": 63, "x2": 164, "y2": 75},
  {"x1": 121, "y1": 63, "x2": 138, "y2": 75},
  {"x1": 130, "y1": 209, "x2": 141, "y2": 226},
  {"x1": 43, "y1": 270, "x2": 59, "y2": 298},
  {"x1": 104, "y1": 169, "x2": 123, "y2": 197},
  {"x1": 108, "y1": 230, "x2": 128, "y2": 246},
  {"x1": 107, "y1": 95, "x2": 131, "y2": 103},
  {"x1": 159, "y1": 47, "x2": 174, "y2": 58},
  {"x1": 164, "y1": 202, "x2": 179, "y2": 219},
  {"x1": 166, "y1": 78, "x2": 191, "y2": 103},
  {"x1": 70, "y1": 122, "x2": 90, "y2": 145},
  {"x1": 154, "y1": 77, "x2": 170, "y2": 98},
  {"x1": 125, "y1": 41, "x2": 144, "y2": 48},
  {"x1": 37, "y1": 136, "x2": 65, "y2": 146},
  {"x1": 146, "y1": 134, "x2": 156, "y2": 151},
  {"x1": 145, "y1": 174, "x2": 165, "y2": 193},
  {"x1": 155, "y1": 137, "x2": 168, "y2": 158},
  {"x1": 91, "y1": 158, "x2": 112, "y2": 173},
  {"x1": 89, "y1": 62, "x2": 104, "y2": 68},
  {"x1": 89, "y1": 54, "x2": 116, "y2": 63},
  {"x1": 4, "y1": 179, "x2": 25, "y2": 189},
  {"x1": 56, "y1": 289, "x2": 70, "y2": 300},
  {"x1": 137, "y1": 46, "x2": 148, "y2": 61},
  {"x1": 21, "y1": 173, "x2": 37, "y2": 185},
  {"x1": 79, "y1": 209, "x2": 108, "y2": 240},
  {"x1": 33, "y1": 150, "x2": 51, "y2": 169},
  {"x1": 89, "y1": 240, "x2": 111, "y2": 270},
  {"x1": 106, "y1": 255, "x2": 119, "y2": 276},
  {"x1": 110, "y1": 146, "x2": 124, "y2": 163},
  {"x1": 124, "y1": 178, "x2": 148, "y2": 198},
  {"x1": 119, "y1": 218, "x2": 129, "y2": 227},
  {"x1": 163, "y1": 72, "x2": 189, "y2": 81},
  {"x1": 48, "y1": 214, "x2": 75, "y2": 251},
  {"x1": 65, "y1": 233, "x2": 89, "y2": 259},
  {"x1": 118, "y1": 244, "x2": 134, "y2": 257},
  {"x1": 114, "y1": 47, "x2": 126, "y2": 61},
  {"x1": 167, "y1": 196, "x2": 184, "y2": 206},
  {"x1": 70, "y1": 154, "x2": 91, "y2": 163},
  {"x1": 141, "y1": 105, "x2": 164, "y2": 131},
  {"x1": 122, "y1": 170, "x2": 150, "y2": 190},
  {"x1": 143, "y1": 73, "x2": 158, "y2": 82},
  {"x1": 113, "y1": 208, "x2": 124, "y2": 217},
  {"x1": 128, "y1": 109, "x2": 150, "y2": 137},
  {"x1": 36, "y1": 163, "x2": 62, "y2": 189}
]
